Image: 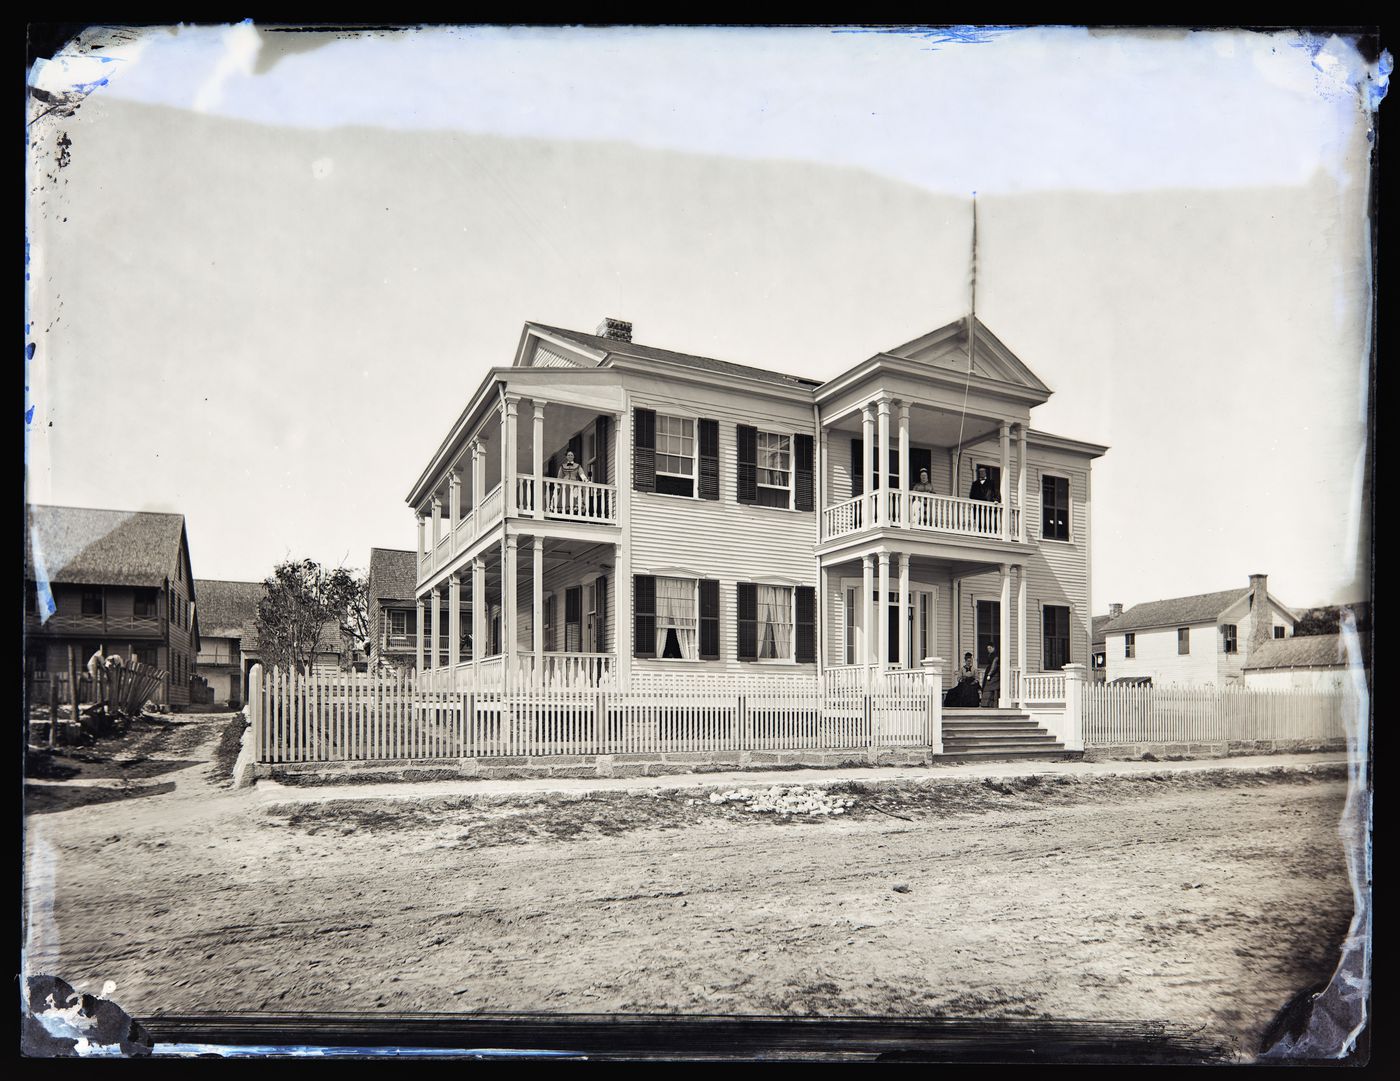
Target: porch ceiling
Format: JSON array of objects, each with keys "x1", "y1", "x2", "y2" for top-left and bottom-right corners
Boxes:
[{"x1": 825, "y1": 402, "x2": 1002, "y2": 447}]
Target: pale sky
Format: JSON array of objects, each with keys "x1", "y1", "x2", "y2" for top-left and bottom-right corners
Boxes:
[{"x1": 25, "y1": 24, "x2": 1383, "y2": 611}]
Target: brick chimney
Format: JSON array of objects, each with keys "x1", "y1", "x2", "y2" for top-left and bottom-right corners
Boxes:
[
  {"x1": 1248, "y1": 573, "x2": 1271, "y2": 650},
  {"x1": 596, "y1": 317, "x2": 632, "y2": 343},
  {"x1": 1108, "y1": 603, "x2": 1123, "y2": 619}
]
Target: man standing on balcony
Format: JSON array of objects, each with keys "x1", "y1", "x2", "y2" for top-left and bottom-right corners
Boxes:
[
  {"x1": 979, "y1": 644, "x2": 1000, "y2": 708},
  {"x1": 969, "y1": 466, "x2": 999, "y2": 502}
]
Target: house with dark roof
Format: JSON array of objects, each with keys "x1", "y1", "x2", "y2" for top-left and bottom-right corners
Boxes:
[
  {"x1": 1101, "y1": 574, "x2": 1298, "y2": 687},
  {"x1": 367, "y1": 546, "x2": 459, "y2": 672},
  {"x1": 193, "y1": 579, "x2": 264, "y2": 706},
  {"x1": 402, "y1": 314, "x2": 1107, "y2": 715},
  {"x1": 1090, "y1": 605, "x2": 1123, "y2": 682},
  {"x1": 24, "y1": 504, "x2": 200, "y2": 707},
  {"x1": 1243, "y1": 630, "x2": 1369, "y2": 692}
]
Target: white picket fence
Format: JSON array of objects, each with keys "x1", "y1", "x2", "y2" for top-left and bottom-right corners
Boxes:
[
  {"x1": 1080, "y1": 683, "x2": 1353, "y2": 745},
  {"x1": 250, "y1": 666, "x2": 941, "y2": 764}
]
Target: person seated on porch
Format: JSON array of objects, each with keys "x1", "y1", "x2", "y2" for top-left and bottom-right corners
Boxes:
[
  {"x1": 969, "y1": 466, "x2": 999, "y2": 502},
  {"x1": 944, "y1": 651, "x2": 981, "y2": 707},
  {"x1": 555, "y1": 451, "x2": 589, "y2": 513},
  {"x1": 979, "y1": 644, "x2": 1000, "y2": 708},
  {"x1": 912, "y1": 468, "x2": 935, "y2": 524}
]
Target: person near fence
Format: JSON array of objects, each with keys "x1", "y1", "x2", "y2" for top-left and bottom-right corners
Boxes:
[
  {"x1": 979, "y1": 644, "x2": 1000, "y2": 707},
  {"x1": 944, "y1": 651, "x2": 981, "y2": 707}
]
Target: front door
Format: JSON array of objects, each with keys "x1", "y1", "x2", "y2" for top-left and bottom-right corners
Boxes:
[{"x1": 976, "y1": 600, "x2": 1000, "y2": 672}]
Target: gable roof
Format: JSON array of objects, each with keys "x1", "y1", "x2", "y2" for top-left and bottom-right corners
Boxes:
[
  {"x1": 25, "y1": 504, "x2": 189, "y2": 590},
  {"x1": 1244, "y1": 632, "x2": 1368, "y2": 671},
  {"x1": 194, "y1": 579, "x2": 264, "y2": 639},
  {"x1": 1091, "y1": 615, "x2": 1115, "y2": 645},
  {"x1": 1102, "y1": 589, "x2": 1250, "y2": 635},
  {"x1": 881, "y1": 315, "x2": 1053, "y2": 395},
  {"x1": 526, "y1": 323, "x2": 823, "y2": 390},
  {"x1": 368, "y1": 547, "x2": 417, "y2": 606}
]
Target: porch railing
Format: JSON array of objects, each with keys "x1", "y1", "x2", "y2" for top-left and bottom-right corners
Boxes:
[
  {"x1": 821, "y1": 491, "x2": 1021, "y2": 542},
  {"x1": 1012, "y1": 669, "x2": 1066, "y2": 704},
  {"x1": 516, "y1": 477, "x2": 617, "y2": 524}
]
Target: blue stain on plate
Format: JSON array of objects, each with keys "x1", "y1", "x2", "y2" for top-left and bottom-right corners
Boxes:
[
  {"x1": 25, "y1": 406, "x2": 35, "y2": 424},
  {"x1": 834, "y1": 25, "x2": 1013, "y2": 47},
  {"x1": 29, "y1": 524, "x2": 58, "y2": 622},
  {"x1": 153, "y1": 1044, "x2": 581, "y2": 1058}
]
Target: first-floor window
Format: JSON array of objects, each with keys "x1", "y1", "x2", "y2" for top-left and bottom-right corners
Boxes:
[
  {"x1": 1043, "y1": 605, "x2": 1071, "y2": 671},
  {"x1": 1222, "y1": 624, "x2": 1238, "y2": 654},
  {"x1": 845, "y1": 588, "x2": 856, "y2": 665},
  {"x1": 655, "y1": 577, "x2": 698, "y2": 659},
  {"x1": 1177, "y1": 627, "x2": 1190, "y2": 655},
  {"x1": 757, "y1": 585, "x2": 793, "y2": 660},
  {"x1": 135, "y1": 646, "x2": 157, "y2": 668}
]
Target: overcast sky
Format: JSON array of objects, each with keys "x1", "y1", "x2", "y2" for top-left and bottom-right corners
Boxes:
[{"x1": 26, "y1": 24, "x2": 1382, "y2": 611}]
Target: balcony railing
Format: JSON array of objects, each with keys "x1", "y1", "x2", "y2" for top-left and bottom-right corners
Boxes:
[
  {"x1": 516, "y1": 477, "x2": 617, "y2": 525},
  {"x1": 26, "y1": 612, "x2": 168, "y2": 637},
  {"x1": 822, "y1": 491, "x2": 1026, "y2": 543}
]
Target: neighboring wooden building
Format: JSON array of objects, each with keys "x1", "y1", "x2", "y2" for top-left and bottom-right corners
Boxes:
[
  {"x1": 1102, "y1": 574, "x2": 1298, "y2": 687},
  {"x1": 1090, "y1": 604, "x2": 1123, "y2": 682},
  {"x1": 1243, "y1": 631, "x2": 1369, "y2": 692},
  {"x1": 24, "y1": 504, "x2": 200, "y2": 707},
  {"x1": 367, "y1": 547, "x2": 435, "y2": 672},
  {"x1": 194, "y1": 579, "x2": 264, "y2": 707},
  {"x1": 403, "y1": 315, "x2": 1107, "y2": 704}
]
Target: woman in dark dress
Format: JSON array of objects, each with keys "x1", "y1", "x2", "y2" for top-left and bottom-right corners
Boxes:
[{"x1": 945, "y1": 651, "x2": 982, "y2": 707}]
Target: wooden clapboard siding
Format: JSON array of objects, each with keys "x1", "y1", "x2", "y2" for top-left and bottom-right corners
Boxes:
[
  {"x1": 532, "y1": 344, "x2": 587, "y2": 368},
  {"x1": 824, "y1": 568, "x2": 954, "y2": 668},
  {"x1": 827, "y1": 437, "x2": 953, "y2": 505}
]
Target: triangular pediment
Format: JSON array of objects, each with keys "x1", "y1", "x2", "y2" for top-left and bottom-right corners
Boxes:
[{"x1": 884, "y1": 316, "x2": 1052, "y2": 395}]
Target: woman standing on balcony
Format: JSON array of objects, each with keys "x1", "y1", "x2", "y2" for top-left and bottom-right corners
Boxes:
[
  {"x1": 912, "y1": 468, "x2": 935, "y2": 526},
  {"x1": 556, "y1": 451, "x2": 589, "y2": 513}
]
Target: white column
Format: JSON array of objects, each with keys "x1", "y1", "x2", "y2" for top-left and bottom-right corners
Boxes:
[
  {"x1": 862, "y1": 553, "x2": 875, "y2": 679},
  {"x1": 1017, "y1": 564, "x2": 1028, "y2": 705},
  {"x1": 502, "y1": 536, "x2": 518, "y2": 669},
  {"x1": 503, "y1": 395, "x2": 519, "y2": 518},
  {"x1": 876, "y1": 398, "x2": 891, "y2": 527},
  {"x1": 1017, "y1": 423, "x2": 1029, "y2": 542},
  {"x1": 817, "y1": 415, "x2": 828, "y2": 543},
  {"x1": 471, "y1": 558, "x2": 485, "y2": 669},
  {"x1": 448, "y1": 572, "x2": 461, "y2": 683},
  {"x1": 1062, "y1": 663, "x2": 1087, "y2": 751},
  {"x1": 817, "y1": 562, "x2": 829, "y2": 675},
  {"x1": 448, "y1": 470, "x2": 461, "y2": 540},
  {"x1": 532, "y1": 537, "x2": 544, "y2": 676},
  {"x1": 415, "y1": 513, "x2": 426, "y2": 580},
  {"x1": 415, "y1": 598, "x2": 425, "y2": 672},
  {"x1": 998, "y1": 563, "x2": 1011, "y2": 708},
  {"x1": 615, "y1": 408, "x2": 633, "y2": 691},
  {"x1": 471, "y1": 441, "x2": 483, "y2": 520},
  {"x1": 920, "y1": 655, "x2": 944, "y2": 755},
  {"x1": 898, "y1": 401, "x2": 910, "y2": 528},
  {"x1": 950, "y1": 574, "x2": 960, "y2": 662},
  {"x1": 429, "y1": 586, "x2": 441, "y2": 672},
  {"x1": 532, "y1": 401, "x2": 545, "y2": 520},
  {"x1": 999, "y1": 421, "x2": 1011, "y2": 540},
  {"x1": 877, "y1": 550, "x2": 891, "y2": 671},
  {"x1": 861, "y1": 404, "x2": 874, "y2": 527},
  {"x1": 898, "y1": 552, "x2": 911, "y2": 669},
  {"x1": 430, "y1": 496, "x2": 442, "y2": 551}
]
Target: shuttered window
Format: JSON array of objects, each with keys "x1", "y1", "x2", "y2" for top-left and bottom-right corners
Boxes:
[
  {"x1": 595, "y1": 575, "x2": 608, "y2": 653},
  {"x1": 736, "y1": 581, "x2": 758, "y2": 660},
  {"x1": 794, "y1": 434, "x2": 814, "y2": 511},
  {"x1": 593, "y1": 416, "x2": 611, "y2": 484},
  {"x1": 697, "y1": 419, "x2": 719, "y2": 500},
  {"x1": 736, "y1": 425, "x2": 758, "y2": 504},
  {"x1": 633, "y1": 575, "x2": 656, "y2": 658},
  {"x1": 1042, "y1": 474, "x2": 1070, "y2": 540},
  {"x1": 699, "y1": 578, "x2": 720, "y2": 659},
  {"x1": 565, "y1": 587, "x2": 583, "y2": 652},
  {"x1": 795, "y1": 586, "x2": 816, "y2": 663},
  {"x1": 633, "y1": 408, "x2": 656, "y2": 492}
]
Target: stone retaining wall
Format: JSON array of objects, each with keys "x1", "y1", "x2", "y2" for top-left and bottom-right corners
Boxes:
[{"x1": 1083, "y1": 737, "x2": 1347, "y2": 762}]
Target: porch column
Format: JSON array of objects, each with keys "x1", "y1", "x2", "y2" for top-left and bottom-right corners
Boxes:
[
  {"x1": 862, "y1": 553, "x2": 875, "y2": 681},
  {"x1": 532, "y1": 401, "x2": 545, "y2": 520},
  {"x1": 430, "y1": 496, "x2": 442, "y2": 552},
  {"x1": 817, "y1": 562, "x2": 829, "y2": 674},
  {"x1": 876, "y1": 397, "x2": 891, "y2": 527},
  {"x1": 532, "y1": 537, "x2": 544, "y2": 678},
  {"x1": 470, "y1": 440, "x2": 483, "y2": 518},
  {"x1": 817, "y1": 418, "x2": 828, "y2": 544},
  {"x1": 448, "y1": 469, "x2": 461, "y2": 540},
  {"x1": 471, "y1": 558, "x2": 485, "y2": 670},
  {"x1": 861, "y1": 404, "x2": 875, "y2": 527},
  {"x1": 429, "y1": 586, "x2": 441, "y2": 672},
  {"x1": 615, "y1": 408, "x2": 633, "y2": 692},
  {"x1": 448, "y1": 571, "x2": 461, "y2": 684},
  {"x1": 415, "y1": 512, "x2": 425, "y2": 580},
  {"x1": 898, "y1": 551, "x2": 911, "y2": 668},
  {"x1": 502, "y1": 535, "x2": 518, "y2": 669},
  {"x1": 999, "y1": 421, "x2": 1011, "y2": 540},
  {"x1": 1017, "y1": 423, "x2": 1029, "y2": 542},
  {"x1": 951, "y1": 574, "x2": 960, "y2": 662},
  {"x1": 898, "y1": 401, "x2": 910, "y2": 528},
  {"x1": 502, "y1": 394, "x2": 519, "y2": 518},
  {"x1": 998, "y1": 563, "x2": 1011, "y2": 707},
  {"x1": 415, "y1": 598, "x2": 425, "y2": 672},
  {"x1": 877, "y1": 550, "x2": 891, "y2": 672},
  {"x1": 1017, "y1": 564, "x2": 1028, "y2": 704},
  {"x1": 948, "y1": 449, "x2": 958, "y2": 499}
]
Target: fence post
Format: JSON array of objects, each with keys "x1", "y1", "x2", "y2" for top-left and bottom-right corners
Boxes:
[
  {"x1": 922, "y1": 657, "x2": 944, "y2": 756},
  {"x1": 865, "y1": 692, "x2": 878, "y2": 764},
  {"x1": 249, "y1": 664, "x2": 264, "y2": 763},
  {"x1": 1062, "y1": 663, "x2": 1087, "y2": 751}
]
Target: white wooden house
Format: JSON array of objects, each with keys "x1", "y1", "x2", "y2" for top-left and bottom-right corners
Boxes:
[{"x1": 404, "y1": 316, "x2": 1107, "y2": 706}]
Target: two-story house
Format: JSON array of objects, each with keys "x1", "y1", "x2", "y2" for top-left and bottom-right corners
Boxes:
[
  {"x1": 24, "y1": 504, "x2": 200, "y2": 707},
  {"x1": 1101, "y1": 574, "x2": 1298, "y2": 687},
  {"x1": 403, "y1": 315, "x2": 1107, "y2": 705},
  {"x1": 194, "y1": 579, "x2": 265, "y2": 707},
  {"x1": 367, "y1": 546, "x2": 463, "y2": 672}
]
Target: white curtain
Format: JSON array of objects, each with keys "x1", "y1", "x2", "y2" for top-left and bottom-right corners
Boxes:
[
  {"x1": 757, "y1": 585, "x2": 792, "y2": 660},
  {"x1": 656, "y1": 577, "x2": 698, "y2": 660}
]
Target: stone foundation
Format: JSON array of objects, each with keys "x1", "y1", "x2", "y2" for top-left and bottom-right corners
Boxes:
[{"x1": 1082, "y1": 737, "x2": 1347, "y2": 762}]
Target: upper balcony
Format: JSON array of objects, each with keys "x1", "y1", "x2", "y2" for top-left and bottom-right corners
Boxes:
[
  {"x1": 25, "y1": 610, "x2": 168, "y2": 639},
  {"x1": 822, "y1": 489, "x2": 1024, "y2": 544}
]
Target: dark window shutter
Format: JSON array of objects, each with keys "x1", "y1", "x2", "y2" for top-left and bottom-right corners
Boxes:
[
  {"x1": 566, "y1": 585, "x2": 582, "y2": 624},
  {"x1": 699, "y1": 578, "x2": 720, "y2": 659},
  {"x1": 736, "y1": 425, "x2": 758, "y2": 505},
  {"x1": 633, "y1": 408, "x2": 656, "y2": 492},
  {"x1": 850, "y1": 438, "x2": 863, "y2": 496},
  {"x1": 595, "y1": 575, "x2": 608, "y2": 652},
  {"x1": 633, "y1": 575, "x2": 656, "y2": 658},
  {"x1": 794, "y1": 434, "x2": 814, "y2": 511},
  {"x1": 546, "y1": 454, "x2": 558, "y2": 478},
  {"x1": 910, "y1": 447, "x2": 932, "y2": 490},
  {"x1": 594, "y1": 416, "x2": 611, "y2": 484},
  {"x1": 888, "y1": 448, "x2": 899, "y2": 490},
  {"x1": 568, "y1": 432, "x2": 584, "y2": 462},
  {"x1": 736, "y1": 581, "x2": 757, "y2": 660},
  {"x1": 698, "y1": 419, "x2": 720, "y2": 500},
  {"x1": 795, "y1": 586, "x2": 816, "y2": 663}
]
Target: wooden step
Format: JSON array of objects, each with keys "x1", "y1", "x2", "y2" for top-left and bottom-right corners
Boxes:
[{"x1": 939, "y1": 748, "x2": 1083, "y2": 762}]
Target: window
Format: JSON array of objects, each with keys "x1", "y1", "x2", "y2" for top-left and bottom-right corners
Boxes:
[
  {"x1": 565, "y1": 586, "x2": 584, "y2": 652},
  {"x1": 81, "y1": 588, "x2": 103, "y2": 615},
  {"x1": 1043, "y1": 605, "x2": 1071, "y2": 670},
  {"x1": 1274, "y1": 626, "x2": 1286, "y2": 639},
  {"x1": 544, "y1": 595, "x2": 555, "y2": 651},
  {"x1": 1042, "y1": 475, "x2": 1070, "y2": 541},
  {"x1": 1177, "y1": 627, "x2": 1190, "y2": 655},
  {"x1": 134, "y1": 588, "x2": 158, "y2": 617},
  {"x1": 845, "y1": 587, "x2": 856, "y2": 665},
  {"x1": 134, "y1": 646, "x2": 157, "y2": 669},
  {"x1": 655, "y1": 577, "x2": 698, "y2": 659},
  {"x1": 756, "y1": 431, "x2": 792, "y2": 508},
  {"x1": 756, "y1": 585, "x2": 794, "y2": 660},
  {"x1": 1222, "y1": 624, "x2": 1238, "y2": 654},
  {"x1": 389, "y1": 610, "x2": 412, "y2": 638},
  {"x1": 1125, "y1": 632, "x2": 1136, "y2": 658},
  {"x1": 655, "y1": 415, "x2": 695, "y2": 496}
]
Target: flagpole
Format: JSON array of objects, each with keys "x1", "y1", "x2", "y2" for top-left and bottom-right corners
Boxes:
[{"x1": 953, "y1": 192, "x2": 977, "y2": 491}]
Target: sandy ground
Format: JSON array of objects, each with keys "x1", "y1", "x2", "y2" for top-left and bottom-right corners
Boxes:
[{"x1": 23, "y1": 713, "x2": 1356, "y2": 1060}]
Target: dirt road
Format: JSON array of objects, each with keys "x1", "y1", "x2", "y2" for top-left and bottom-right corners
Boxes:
[{"x1": 23, "y1": 714, "x2": 1355, "y2": 1059}]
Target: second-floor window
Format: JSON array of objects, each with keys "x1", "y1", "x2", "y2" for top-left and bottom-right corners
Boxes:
[
  {"x1": 388, "y1": 610, "x2": 413, "y2": 638},
  {"x1": 1222, "y1": 624, "x2": 1238, "y2": 654},
  {"x1": 655, "y1": 415, "x2": 695, "y2": 497},
  {"x1": 1042, "y1": 475, "x2": 1070, "y2": 541},
  {"x1": 1178, "y1": 627, "x2": 1190, "y2": 655},
  {"x1": 81, "y1": 588, "x2": 103, "y2": 615},
  {"x1": 756, "y1": 432, "x2": 791, "y2": 508},
  {"x1": 1274, "y1": 626, "x2": 1286, "y2": 639},
  {"x1": 1125, "y1": 632, "x2": 1136, "y2": 658},
  {"x1": 134, "y1": 588, "x2": 158, "y2": 617}
]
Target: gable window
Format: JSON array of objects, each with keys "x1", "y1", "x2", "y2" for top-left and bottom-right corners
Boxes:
[
  {"x1": 655, "y1": 415, "x2": 695, "y2": 497},
  {"x1": 1222, "y1": 624, "x2": 1238, "y2": 654},
  {"x1": 1125, "y1": 632, "x2": 1136, "y2": 658},
  {"x1": 134, "y1": 588, "x2": 158, "y2": 617},
  {"x1": 756, "y1": 432, "x2": 792, "y2": 509},
  {"x1": 1274, "y1": 626, "x2": 1286, "y2": 639},
  {"x1": 655, "y1": 577, "x2": 698, "y2": 659},
  {"x1": 81, "y1": 588, "x2": 103, "y2": 615},
  {"x1": 1177, "y1": 627, "x2": 1190, "y2": 655},
  {"x1": 1042, "y1": 604, "x2": 1071, "y2": 670},
  {"x1": 1042, "y1": 475, "x2": 1070, "y2": 541}
]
